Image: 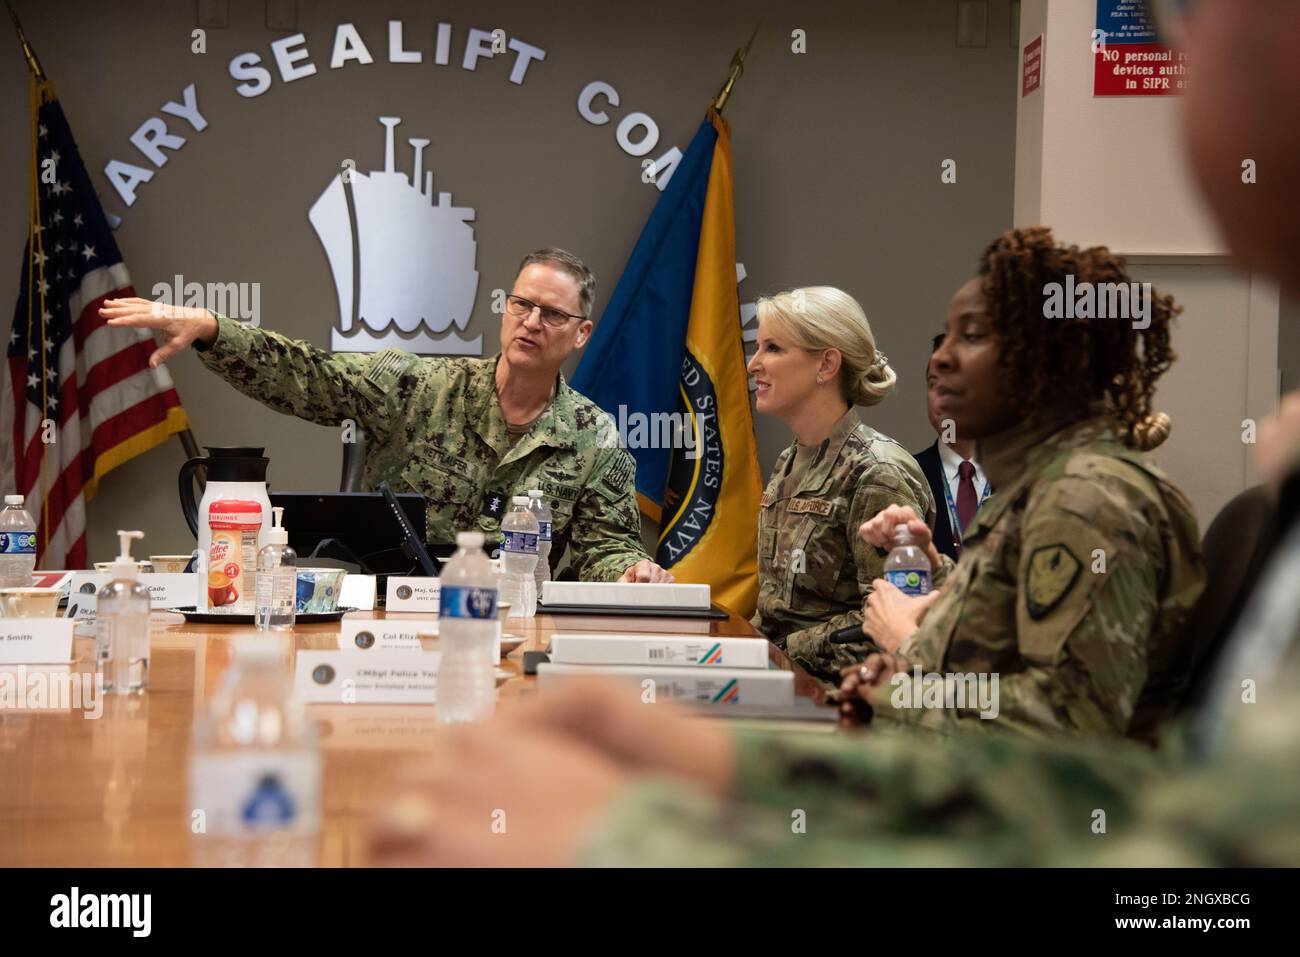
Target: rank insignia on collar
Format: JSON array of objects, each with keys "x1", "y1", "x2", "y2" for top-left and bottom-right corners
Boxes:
[
  {"x1": 482, "y1": 490, "x2": 508, "y2": 520},
  {"x1": 1026, "y1": 543, "x2": 1082, "y2": 620}
]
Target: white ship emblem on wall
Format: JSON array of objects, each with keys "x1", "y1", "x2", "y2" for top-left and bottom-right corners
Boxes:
[{"x1": 309, "y1": 116, "x2": 481, "y2": 354}]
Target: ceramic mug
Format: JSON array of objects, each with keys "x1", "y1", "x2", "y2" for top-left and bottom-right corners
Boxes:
[
  {"x1": 150, "y1": 553, "x2": 196, "y2": 574},
  {"x1": 0, "y1": 587, "x2": 61, "y2": 618},
  {"x1": 95, "y1": 561, "x2": 154, "y2": 574}
]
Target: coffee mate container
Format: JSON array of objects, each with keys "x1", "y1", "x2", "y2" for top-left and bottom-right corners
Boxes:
[
  {"x1": 206, "y1": 501, "x2": 262, "y2": 613},
  {"x1": 178, "y1": 448, "x2": 273, "y2": 611}
]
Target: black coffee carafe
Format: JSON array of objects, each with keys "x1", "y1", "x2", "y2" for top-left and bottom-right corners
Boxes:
[{"x1": 178, "y1": 447, "x2": 271, "y2": 538}]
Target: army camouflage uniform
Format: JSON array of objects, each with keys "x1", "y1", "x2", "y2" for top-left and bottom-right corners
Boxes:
[
  {"x1": 195, "y1": 316, "x2": 648, "y2": 581},
  {"x1": 577, "y1": 430, "x2": 1298, "y2": 868},
  {"x1": 752, "y1": 409, "x2": 936, "y2": 688},
  {"x1": 867, "y1": 411, "x2": 1204, "y2": 740}
]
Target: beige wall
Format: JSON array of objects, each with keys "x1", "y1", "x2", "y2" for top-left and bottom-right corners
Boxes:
[
  {"x1": 1128, "y1": 259, "x2": 1279, "y2": 518},
  {"x1": 1014, "y1": 0, "x2": 1282, "y2": 527},
  {"x1": 0, "y1": 0, "x2": 1020, "y2": 563},
  {"x1": 1016, "y1": 0, "x2": 1223, "y2": 254}
]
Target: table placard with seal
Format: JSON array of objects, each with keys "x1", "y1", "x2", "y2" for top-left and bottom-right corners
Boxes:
[
  {"x1": 339, "y1": 617, "x2": 436, "y2": 651},
  {"x1": 66, "y1": 572, "x2": 200, "y2": 619},
  {"x1": 384, "y1": 576, "x2": 441, "y2": 613},
  {"x1": 64, "y1": 573, "x2": 111, "y2": 620},
  {"x1": 293, "y1": 649, "x2": 441, "y2": 704}
]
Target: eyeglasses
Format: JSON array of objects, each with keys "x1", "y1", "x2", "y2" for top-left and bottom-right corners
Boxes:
[{"x1": 504, "y1": 295, "x2": 585, "y2": 328}]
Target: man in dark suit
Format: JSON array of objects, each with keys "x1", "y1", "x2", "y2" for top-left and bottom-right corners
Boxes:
[{"x1": 912, "y1": 334, "x2": 991, "y2": 560}]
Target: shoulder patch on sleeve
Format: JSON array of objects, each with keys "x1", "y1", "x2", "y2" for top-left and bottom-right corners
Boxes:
[
  {"x1": 593, "y1": 451, "x2": 636, "y2": 504},
  {"x1": 1026, "y1": 543, "x2": 1082, "y2": 620},
  {"x1": 603, "y1": 452, "x2": 634, "y2": 492},
  {"x1": 363, "y1": 349, "x2": 416, "y2": 390}
]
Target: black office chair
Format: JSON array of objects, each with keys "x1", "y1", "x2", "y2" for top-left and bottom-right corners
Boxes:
[
  {"x1": 339, "y1": 428, "x2": 366, "y2": 492},
  {"x1": 1176, "y1": 485, "x2": 1278, "y2": 715}
]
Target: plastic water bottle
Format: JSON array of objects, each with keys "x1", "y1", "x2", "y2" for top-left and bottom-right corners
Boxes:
[
  {"x1": 527, "y1": 489, "x2": 552, "y2": 597},
  {"x1": 0, "y1": 494, "x2": 37, "y2": 587},
  {"x1": 255, "y1": 506, "x2": 296, "y2": 632},
  {"x1": 883, "y1": 525, "x2": 932, "y2": 597},
  {"x1": 189, "y1": 635, "x2": 321, "y2": 867},
  {"x1": 437, "y1": 531, "x2": 499, "y2": 724},
  {"x1": 500, "y1": 496, "x2": 539, "y2": 618}
]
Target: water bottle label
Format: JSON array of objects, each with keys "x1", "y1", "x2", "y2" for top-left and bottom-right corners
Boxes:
[
  {"x1": 501, "y1": 530, "x2": 538, "y2": 554},
  {"x1": 440, "y1": 585, "x2": 497, "y2": 619},
  {"x1": 0, "y1": 532, "x2": 36, "y2": 555},
  {"x1": 188, "y1": 750, "x2": 320, "y2": 837},
  {"x1": 538, "y1": 521, "x2": 552, "y2": 541},
  {"x1": 885, "y1": 569, "x2": 931, "y2": 597}
]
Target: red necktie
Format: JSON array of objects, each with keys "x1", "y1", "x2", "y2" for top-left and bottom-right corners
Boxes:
[{"x1": 956, "y1": 460, "x2": 979, "y2": 539}]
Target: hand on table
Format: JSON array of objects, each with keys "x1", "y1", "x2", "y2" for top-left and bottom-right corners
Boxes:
[
  {"x1": 837, "y1": 652, "x2": 911, "y2": 728},
  {"x1": 618, "y1": 559, "x2": 675, "y2": 583},
  {"x1": 367, "y1": 679, "x2": 738, "y2": 865},
  {"x1": 98, "y1": 297, "x2": 219, "y2": 368},
  {"x1": 366, "y1": 725, "x2": 629, "y2": 867},
  {"x1": 862, "y1": 578, "x2": 942, "y2": 653},
  {"x1": 491, "y1": 677, "x2": 736, "y2": 798}
]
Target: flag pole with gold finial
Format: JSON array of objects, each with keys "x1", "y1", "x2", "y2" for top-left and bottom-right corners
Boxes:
[
  {"x1": 712, "y1": 24, "x2": 759, "y2": 114},
  {"x1": 5, "y1": 0, "x2": 46, "y2": 80}
]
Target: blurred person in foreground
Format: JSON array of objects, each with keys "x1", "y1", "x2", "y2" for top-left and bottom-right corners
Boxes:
[{"x1": 366, "y1": 0, "x2": 1300, "y2": 866}]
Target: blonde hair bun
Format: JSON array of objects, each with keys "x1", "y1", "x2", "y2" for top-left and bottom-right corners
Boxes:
[{"x1": 754, "y1": 286, "x2": 895, "y2": 407}]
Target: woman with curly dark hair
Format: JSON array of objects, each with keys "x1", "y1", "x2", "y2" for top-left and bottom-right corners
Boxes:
[{"x1": 844, "y1": 226, "x2": 1205, "y2": 740}]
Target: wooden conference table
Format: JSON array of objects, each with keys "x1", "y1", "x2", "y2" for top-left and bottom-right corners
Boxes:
[{"x1": 0, "y1": 607, "x2": 823, "y2": 867}]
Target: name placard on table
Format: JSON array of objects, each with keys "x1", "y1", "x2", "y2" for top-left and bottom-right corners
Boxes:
[
  {"x1": 0, "y1": 618, "x2": 75, "y2": 664},
  {"x1": 339, "y1": 617, "x2": 438, "y2": 651},
  {"x1": 384, "y1": 576, "x2": 440, "y2": 613},
  {"x1": 294, "y1": 649, "x2": 441, "y2": 704},
  {"x1": 66, "y1": 573, "x2": 200, "y2": 620}
]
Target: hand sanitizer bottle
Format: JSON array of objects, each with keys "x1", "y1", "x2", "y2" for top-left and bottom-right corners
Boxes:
[
  {"x1": 255, "y1": 507, "x2": 296, "y2": 632},
  {"x1": 98, "y1": 530, "x2": 151, "y2": 694}
]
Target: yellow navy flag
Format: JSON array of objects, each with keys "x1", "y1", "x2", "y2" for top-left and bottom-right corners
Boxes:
[{"x1": 573, "y1": 108, "x2": 761, "y2": 616}]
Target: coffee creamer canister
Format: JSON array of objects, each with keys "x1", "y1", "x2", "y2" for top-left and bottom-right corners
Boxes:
[{"x1": 206, "y1": 500, "x2": 262, "y2": 613}]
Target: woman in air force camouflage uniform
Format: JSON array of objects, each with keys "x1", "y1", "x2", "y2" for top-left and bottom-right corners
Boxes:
[{"x1": 746, "y1": 286, "x2": 936, "y2": 687}]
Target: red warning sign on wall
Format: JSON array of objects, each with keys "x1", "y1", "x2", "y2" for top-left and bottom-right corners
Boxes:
[
  {"x1": 1094, "y1": 0, "x2": 1187, "y2": 97},
  {"x1": 1022, "y1": 35, "x2": 1042, "y2": 97}
]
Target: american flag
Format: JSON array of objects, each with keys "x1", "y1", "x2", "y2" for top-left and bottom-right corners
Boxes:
[{"x1": 1, "y1": 80, "x2": 188, "y2": 569}]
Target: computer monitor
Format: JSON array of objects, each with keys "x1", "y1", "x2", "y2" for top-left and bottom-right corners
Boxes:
[{"x1": 268, "y1": 491, "x2": 428, "y2": 574}]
